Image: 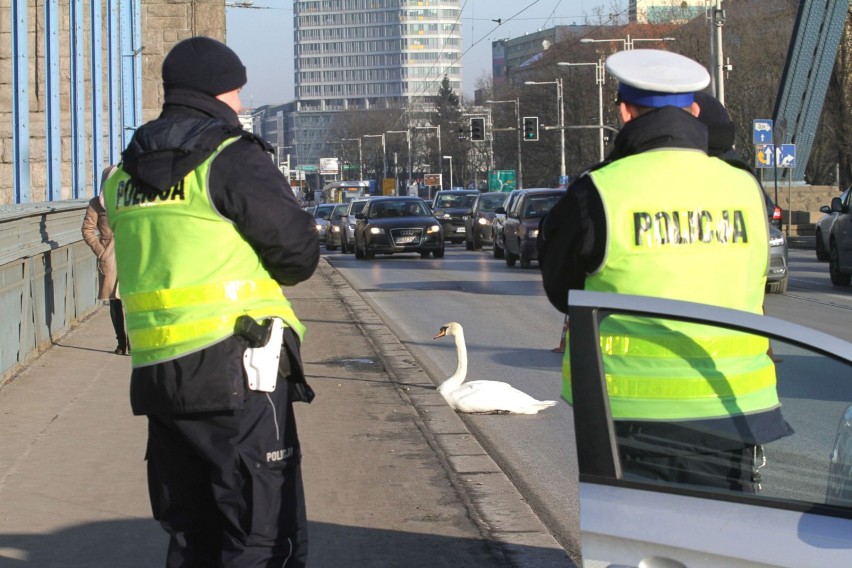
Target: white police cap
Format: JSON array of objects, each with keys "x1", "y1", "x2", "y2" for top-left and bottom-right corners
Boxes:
[{"x1": 606, "y1": 49, "x2": 711, "y2": 108}]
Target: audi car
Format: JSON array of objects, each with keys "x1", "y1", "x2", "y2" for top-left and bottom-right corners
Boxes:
[{"x1": 353, "y1": 197, "x2": 444, "y2": 259}]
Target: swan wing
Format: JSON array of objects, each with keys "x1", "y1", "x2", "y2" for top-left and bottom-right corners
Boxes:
[{"x1": 447, "y1": 380, "x2": 558, "y2": 415}]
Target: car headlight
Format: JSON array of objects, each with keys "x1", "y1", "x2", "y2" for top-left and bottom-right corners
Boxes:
[
  {"x1": 315, "y1": 223, "x2": 322, "y2": 231},
  {"x1": 426, "y1": 224, "x2": 441, "y2": 234},
  {"x1": 332, "y1": 226, "x2": 340, "y2": 233},
  {"x1": 369, "y1": 227, "x2": 384, "y2": 235},
  {"x1": 442, "y1": 213, "x2": 452, "y2": 219},
  {"x1": 477, "y1": 217, "x2": 489, "y2": 225},
  {"x1": 769, "y1": 236, "x2": 785, "y2": 246},
  {"x1": 529, "y1": 228, "x2": 539, "y2": 238}
]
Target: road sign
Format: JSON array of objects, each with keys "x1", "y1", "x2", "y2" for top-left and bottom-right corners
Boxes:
[
  {"x1": 753, "y1": 119, "x2": 773, "y2": 144},
  {"x1": 559, "y1": 175, "x2": 570, "y2": 187},
  {"x1": 489, "y1": 170, "x2": 516, "y2": 191},
  {"x1": 776, "y1": 144, "x2": 796, "y2": 168},
  {"x1": 755, "y1": 144, "x2": 774, "y2": 168}
]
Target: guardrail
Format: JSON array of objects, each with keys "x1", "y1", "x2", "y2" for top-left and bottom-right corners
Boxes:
[{"x1": 1, "y1": 201, "x2": 99, "y2": 384}]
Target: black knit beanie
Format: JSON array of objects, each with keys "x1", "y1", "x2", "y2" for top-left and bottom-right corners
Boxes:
[
  {"x1": 162, "y1": 37, "x2": 247, "y2": 96},
  {"x1": 694, "y1": 92, "x2": 736, "y2": 156}
]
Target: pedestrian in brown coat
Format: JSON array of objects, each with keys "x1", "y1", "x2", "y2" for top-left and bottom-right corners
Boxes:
[{"x1": 82, "y1": 166, "x2": 128, "y2": 355}]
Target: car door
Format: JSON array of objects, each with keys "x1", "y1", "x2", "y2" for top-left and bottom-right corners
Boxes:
[
  {"x1": 834, "y1": 190, "x2": 852, "y2": 272},
  {"x1": 502, "y1": 193, "x2": 523, "y2": 256},
  {"x1": 567, "y1": 291, "x2": 852, "y2": 568}
]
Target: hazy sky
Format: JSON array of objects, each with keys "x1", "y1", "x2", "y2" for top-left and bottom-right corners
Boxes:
[{"x1": 225, "y1": 0, "x2": 620, "y2": 108}]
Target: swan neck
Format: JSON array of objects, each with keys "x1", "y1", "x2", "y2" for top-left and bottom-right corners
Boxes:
[{"x1": 448, "y1": 329, "x2": 467, "y2": 384}]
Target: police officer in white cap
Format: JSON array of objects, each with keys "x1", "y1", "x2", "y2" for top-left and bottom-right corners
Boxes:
[{"x1": 538, "y1": 49, "x2": 791, "y2": 492}]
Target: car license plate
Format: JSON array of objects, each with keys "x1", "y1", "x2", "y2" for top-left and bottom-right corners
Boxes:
[
  {"x1": 396, "y1": 236, "x2": 416, "y2": 244},
  {"x1": 455, "y1": 227, "x2": 466, "y2": 233}
]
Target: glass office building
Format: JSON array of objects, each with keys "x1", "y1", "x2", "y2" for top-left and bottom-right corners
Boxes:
[{"x1": 292, "y1": 0, "x2": 463, "y2": 166}]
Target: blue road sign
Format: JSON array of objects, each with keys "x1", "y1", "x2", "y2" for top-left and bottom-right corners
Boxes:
[
  {"x1": 559, "y1": 175, "x2": 570, "y2": 186},
  {"x1": 776, "y1": 144, "x2": 796, "y2": 168},
  {"x1": 753, "y1": 119, "x2": 773, "y2": 144},
  {"x1": 755, "y1": 144, "x2": 774, "y2": 168}
]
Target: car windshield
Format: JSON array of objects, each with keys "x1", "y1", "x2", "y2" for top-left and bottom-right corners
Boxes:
[
  {"x1": 478, "y1": 193, "x2": 507, "y2": 212},
  {"x1": 331, "y1": 205, "x2": 347, "y2": 220},
  {"x1": 523, "y1": 195, "x2": 561, "y2": 218},
  {"x1": 435, "y1": 194, "x2": 476, "y2": 208},
  {"x1": 350, "y1": 200, "x2": 369, "y2": 215},
  {"x1": 369, "y1": 200, "x2": 429, "y2": 218},
  {"x1": 315, "y1": 205, "x2": 335, "y2": 220}
]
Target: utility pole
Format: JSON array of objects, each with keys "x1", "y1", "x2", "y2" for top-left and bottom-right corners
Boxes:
[{"x1": 711, "y1": 0, "x2": 726, "y2": 105}]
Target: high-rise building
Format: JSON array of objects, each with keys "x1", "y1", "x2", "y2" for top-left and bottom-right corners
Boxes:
[{"x1": 292, "y1": 0, "x2": 463, "y2": 169}]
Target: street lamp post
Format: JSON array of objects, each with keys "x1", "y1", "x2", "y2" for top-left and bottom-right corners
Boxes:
[
  {"x1": 342, "y1": 138, "x2": 363, "y2": 180},
  {"x1": 558, "y1": 60, "x2": 606, "y2": 161},
  {"x1": 486, "y1": 98, "x2": 522, "y2": 189},
  {"x1": 386, "y1": 130, "x2": 411, "y2": 196},
  {"x1": 443, "y1": 156, "x2": 453, "y2": 189},
  {"x1": 524, "y1": 78, "x2": 565, "y2": 179},
  {"x1": 362, "y1": 134, "x2": 387, "y2": 185}
]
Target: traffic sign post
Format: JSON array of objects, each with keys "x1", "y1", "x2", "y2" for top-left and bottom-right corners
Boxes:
[
  {"x1": 753, "y1": 119, "x2": 773, "y2": 144},
  {"x1": 755, "y1": 144, "x2": 774, "y2": 168}
]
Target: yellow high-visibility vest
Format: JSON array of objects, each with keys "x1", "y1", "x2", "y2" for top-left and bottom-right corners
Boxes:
[
  {"x1": 103, "y1": 137, "x2": 304, "y2": 367},
  {"x1": 562, "y1": 149, "x2": 780, "y2": 421}
]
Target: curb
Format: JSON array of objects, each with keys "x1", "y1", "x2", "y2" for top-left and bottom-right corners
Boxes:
[{"x1": 318, "y1": 258, "x2": 574, "y2": 567}]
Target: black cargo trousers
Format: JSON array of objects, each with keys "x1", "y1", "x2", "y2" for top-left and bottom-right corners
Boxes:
[{"x1": 145, "y1": 375, "x2": 308, "y2": 567}]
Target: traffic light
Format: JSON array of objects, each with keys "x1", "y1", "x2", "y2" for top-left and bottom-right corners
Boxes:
[
  {"x1": 523, "y1": 116, "x2": 539, "y2": 141},
  {"x1": 470, "y1": 117, "x2": 485, "y2": 141}
]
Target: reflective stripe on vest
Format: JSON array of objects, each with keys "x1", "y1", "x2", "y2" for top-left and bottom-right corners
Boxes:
[
  {"x1": 561, "y1": 150, "x2": 780, "y2": 421},
  {"x1": 103, "y1": 136, "x2": 305, "y2": 367}
]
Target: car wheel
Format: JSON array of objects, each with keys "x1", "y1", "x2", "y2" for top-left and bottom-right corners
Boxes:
[
  {"x1": 420, "y1": 251, "x2": 431, "y2": 258},
  {"x1": 472, "y1": 233, "x2": 482, "y2": 250},
  {"x1": 465, "y1": 239, "x2": 474, "y2": 250},
  {"x1": 767, "y1": 275, "x2": 788, "y2": 294},
  {"x1": 493, "y1": 237, "x2": 504, "y2": 259},
  {"x1": 364, "y1": 246, "x2": 375, "y2": 259},
  {"x1": 326, "y1": 241, "x2": 336, "y2": 251},
  {"x1": 354, "y1": 238, "x2": 365, "y2": 259},
  {"x1": 816, "y1": 229, "x2": 829, "y2": 261},
  {"x1": 829, "y1": 241, "x2": 852, "y2": 286},
  {"x1": 433, "y1": 247, "x2": 445, "y2": 258},
  {"x1": 519, "y1": 249, "x2": 532, "y2": 269},
  {"x1": 505, "y1": 246, "x2": 517, "y2": 267}
]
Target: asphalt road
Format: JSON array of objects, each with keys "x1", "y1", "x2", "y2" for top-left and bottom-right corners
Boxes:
[{"x1": 325, "y1": 242, "x2": 852, "y2": 559}]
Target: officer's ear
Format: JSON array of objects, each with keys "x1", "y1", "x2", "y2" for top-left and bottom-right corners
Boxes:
[
  {"x1": 689, "y1": 101, "x2": 701, "y2": 118},
  {"x1": 619, "y1": 102, "x2": 638, "y2": 124}
]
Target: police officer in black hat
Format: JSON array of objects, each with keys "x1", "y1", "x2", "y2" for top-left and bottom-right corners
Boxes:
[
  {"x1": 538, "y1": 49, "x2": 791, "y2": 492},
  {"x1": 102, "y1": 37, "x2": 318, "y2": 566}
]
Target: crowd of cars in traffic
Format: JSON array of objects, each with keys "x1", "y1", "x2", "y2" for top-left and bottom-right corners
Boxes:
[{"x1": 304, "y1": 187, "x2": 793, "y2": 294}]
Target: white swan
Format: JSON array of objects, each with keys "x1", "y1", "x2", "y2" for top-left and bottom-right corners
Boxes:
[{"x1": 434, "y1": 322, "x2": 558, "y2": 415}]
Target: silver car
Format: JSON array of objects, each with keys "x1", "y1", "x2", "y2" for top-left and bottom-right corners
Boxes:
[
  {"x1": 340, "y1": 197, "x2": 371, "y2": 254},
  {"x1": 568, "y1": 290, "x2": 852, "y2": 568},
  {"x1": 816, "y1": 189, "x2": 849, "y2": 261},
  {"x1": 767, "y1": 225, "x2": 788, "y2": 294}
]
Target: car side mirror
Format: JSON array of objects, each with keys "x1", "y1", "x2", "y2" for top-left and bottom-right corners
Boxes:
[
  {"x1": 354, "y1": 213, "x2": 365, "y2": 220},
  {"x1": 495, "y1": 206, "x2": 506, "y2": 215},
  {"x1": 831, "y1": 197, "x2": 844, "y2": 213},
  {"x1": 820, "y1": 205, "x2": 832, "y2": 214}
]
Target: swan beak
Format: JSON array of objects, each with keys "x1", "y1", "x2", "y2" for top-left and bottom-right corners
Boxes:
[{"x1": 434, "y1": 326, "x2": 448, "y2": 339}]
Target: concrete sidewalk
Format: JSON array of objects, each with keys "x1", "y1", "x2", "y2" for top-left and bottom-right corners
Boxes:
[{"x1": 0, "y1": 258, "x2": 570, "y2": 568}]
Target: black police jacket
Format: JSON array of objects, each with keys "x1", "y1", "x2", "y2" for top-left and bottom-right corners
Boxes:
[{"x1": 122, "y1": 88, "x2": 319, "y2": 416}]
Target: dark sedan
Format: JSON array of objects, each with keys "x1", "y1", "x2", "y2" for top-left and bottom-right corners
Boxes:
[
  {"x1": 431, "y1": 190, "x2": 480, "y2": 244},
  {"x1": 353, "y1": 197, "x2": 445, "y2": 258},
  {"x1": 464, "y1": 192, "x2": 508, "y2": 250}
]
